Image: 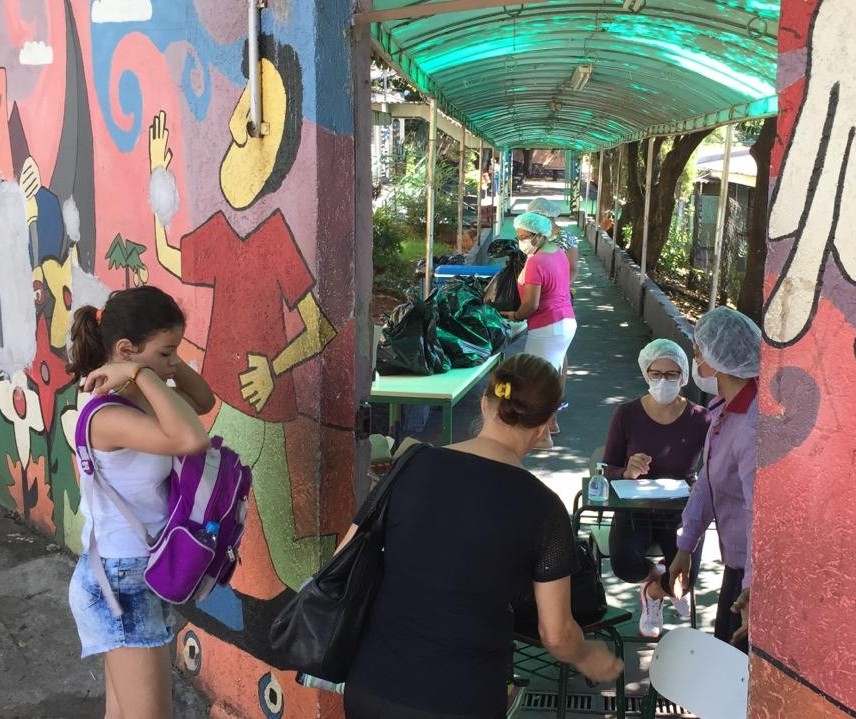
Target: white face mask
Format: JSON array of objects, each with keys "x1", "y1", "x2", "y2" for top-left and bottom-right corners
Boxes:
[
  {"x1": 648, "y1": 378, "x2": 681, "y2": 405},
  {"x1": 692, "y1": 358, "x2": 719, "y2": 395},
  {"x1": 518, "y1": 238, "x2": 538, "y2": 256}
]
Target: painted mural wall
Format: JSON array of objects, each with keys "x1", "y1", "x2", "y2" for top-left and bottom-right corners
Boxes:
[
  {"x1": 0, "y1": 1, "x2": 360, "y2": 716},
  {"x1": 755, "y1": 0, "x2": 856, "y2": 715}
]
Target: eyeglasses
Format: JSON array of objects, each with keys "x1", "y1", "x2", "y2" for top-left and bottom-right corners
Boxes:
[
  {"x1": 647, "y1": 370, "x2": 682, "y2": 382},
  {"x1": 518, "y1": 232, "x2": 536, "y2": 241}
]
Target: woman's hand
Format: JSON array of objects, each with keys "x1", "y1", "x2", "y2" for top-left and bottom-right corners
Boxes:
[
  {"x1": 574, "y1": 640, "x2": 624, "y2": 683},
  {"x1": 623, "y1": 453, "x2": 651, "y2": 479},
  {"x1": 668, "y1": 550, "x2": 692, "y2": 598},
  {"x1": 84, "y1": 362, "x2": 145, "y2": 395}
]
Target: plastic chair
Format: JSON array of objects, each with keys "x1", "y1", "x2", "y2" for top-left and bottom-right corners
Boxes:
[
  {"x1": 513, "y1": 606, "x2": 632, "y2": 719},
  {"x1": 641, "y1": 627, "x2": 748, "y2": 719}
]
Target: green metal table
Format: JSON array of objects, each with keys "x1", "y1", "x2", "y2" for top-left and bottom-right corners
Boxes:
[{"x1": 370, "y1": 353, "x2": 502, "y2": 445}]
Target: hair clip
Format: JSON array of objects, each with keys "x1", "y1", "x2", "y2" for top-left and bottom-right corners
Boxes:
[
  {"x1": 494, "y1": 382, "x2": 512, "y2": 400},
  {"x1": 95, "y1": 309, "x2": 104, "y2": 324}
]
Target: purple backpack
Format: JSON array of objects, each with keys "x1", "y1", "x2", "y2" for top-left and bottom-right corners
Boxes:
[{"x1": 75, "y1": 394, "x2": 253, "y2": 616}]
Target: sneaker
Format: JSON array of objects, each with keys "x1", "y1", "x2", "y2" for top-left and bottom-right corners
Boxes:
[{"x1": 639, "y1": 581, "x2": 664, "y2": 639}]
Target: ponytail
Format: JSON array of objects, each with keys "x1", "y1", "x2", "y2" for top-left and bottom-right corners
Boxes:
[{"x1": 66, "y1": 305, "x2": 107, "y2": 380}]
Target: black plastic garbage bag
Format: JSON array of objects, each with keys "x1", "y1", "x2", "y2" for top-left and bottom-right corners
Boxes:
[
  {"x1": 434, "y1": 278, "x2": 507, "y2": 367},
  {"x1": 483, "y1": 251, "x2": 526, "y2": 313},
  {"x1": 376, "y1": 295, "x2": 451, "y2": 376},
  {"x1": 486, "y1": 238, "x2": 520, "y2": 259}
]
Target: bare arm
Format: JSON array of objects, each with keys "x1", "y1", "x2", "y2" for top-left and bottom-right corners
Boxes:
[
  {"x1": 509, "y1": 283, "x2": 541, "y2": 321},
  {"x1": 173, "y1": 359, "x2": 215, "y2": 414},
  {"x1": 86, "y1": 363, "x2": 210, "y2": 456},
  {"x1": 534, "y1": 578, "x2": 624, "y2": 682},
  {"x1": 566, "y1": 247, "x2": 579, "y2": 286}
]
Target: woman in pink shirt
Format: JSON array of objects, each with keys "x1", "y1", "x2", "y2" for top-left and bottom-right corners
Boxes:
[{"x1": 501, "y1": 212, "x2": 576, "y2": 448}]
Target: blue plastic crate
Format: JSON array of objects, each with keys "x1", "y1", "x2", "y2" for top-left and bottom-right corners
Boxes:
[{"x1": 433, "y1": 264, "x2": 501, "y2": 286}]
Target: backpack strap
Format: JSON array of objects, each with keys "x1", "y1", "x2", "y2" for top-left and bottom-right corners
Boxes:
[{"x1": 75, "y1": 394, "x2": 152, "y2": 617}]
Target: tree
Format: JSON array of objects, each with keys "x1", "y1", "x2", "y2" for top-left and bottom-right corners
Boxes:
[
  {"x1": 617, "y1": 129, "x2": 713, "y2": 270},
  {"x1": 736, "y1": 116, "x2": 776, "y2": 324}
]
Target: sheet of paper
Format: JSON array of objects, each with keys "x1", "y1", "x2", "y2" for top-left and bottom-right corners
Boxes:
[{"x1": 609, "y1": 478, "x2": 690, "y2": 500}]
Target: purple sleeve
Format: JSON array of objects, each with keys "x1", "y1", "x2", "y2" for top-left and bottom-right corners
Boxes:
[
  {"x1": 602, "y1": 404, "x2": 628, "y2": 478},
  {"x1": 677, "y1": 457, "x2": 715, "y2": 554},
  {"x1": 735, "y1": 410, "x2": 757, "y2": 589}
]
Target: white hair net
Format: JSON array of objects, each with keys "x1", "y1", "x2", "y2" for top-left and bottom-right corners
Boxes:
[
  {"x1": 513, "y1": 212, "x2": 552, "y2": 237},
  {"x1": 526, "y1": 197, "x2": 561, "y2": 218},
  {"x1": 694, "y1": 306, "x2": 761, "y2": 378},
  {"x1": 637, "y1": 339, "x2": 690, "y2": 386}
]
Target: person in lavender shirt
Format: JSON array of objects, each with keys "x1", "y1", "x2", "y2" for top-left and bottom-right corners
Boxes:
[
  {"x1": 669, "y1": 307, "x2": 760, "y2": 653},
  {"x1": 602, "y1": 339, "x2": 710, "y2": 639}
]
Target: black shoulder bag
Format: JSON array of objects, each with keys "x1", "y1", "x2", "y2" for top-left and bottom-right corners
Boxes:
[{"x1": 268, "y1": 443, "x2": 428, "y2": 682}]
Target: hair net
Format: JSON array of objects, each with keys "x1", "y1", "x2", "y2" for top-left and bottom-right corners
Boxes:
[
  {"x1": 513, "y1": 212, "x2": 552, "y2": 237},
  {"x1": 694, "y1": 306, "x2": 761, "y2": 378},
  {"x1": 526, "y1": 197, "x2": 561, "y2": 218},
  {"x1": 637, "y1": 339, "x2": 690, "y2": 386}
]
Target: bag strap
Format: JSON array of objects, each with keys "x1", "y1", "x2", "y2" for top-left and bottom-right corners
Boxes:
[
  {"x1": 352, "y1": 442, "x2": 429, "y2": 529},
  {"x1": 75, "y1": 394, "x2": 152, "y2": 617}
]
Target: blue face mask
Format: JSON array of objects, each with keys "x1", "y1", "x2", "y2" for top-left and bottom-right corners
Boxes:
[{"x1": 692, "y1": 359, "x2": 719, "y2": 395}]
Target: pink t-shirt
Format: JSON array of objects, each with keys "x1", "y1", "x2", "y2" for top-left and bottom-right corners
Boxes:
[{"x1": 518, "y1": 248, "x2": 574, "y2": 330}]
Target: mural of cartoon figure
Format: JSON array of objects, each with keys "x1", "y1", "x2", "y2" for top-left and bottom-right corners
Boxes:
[
  {"x1": 150, "y1": 35, "x2": 342, "y2": 651},
  {"x1": 764, "y1": 0, "x2": 856, "y2": 347}
]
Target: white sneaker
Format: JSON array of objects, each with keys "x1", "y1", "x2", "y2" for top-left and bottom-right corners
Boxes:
[{"x1": 639, "y1": 582, "x2": 664, "y2": 639}]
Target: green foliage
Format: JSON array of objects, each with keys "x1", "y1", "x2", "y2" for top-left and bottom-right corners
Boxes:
[
  {"x1": 658, "y1": 221, "x2": 692, "y2": 278},
  {"x1": 373, "y1": 207, "x2": 416, "y2": 295},
  {"x1": 396, "y1": 158, "x2": 463, "y2": 230}
]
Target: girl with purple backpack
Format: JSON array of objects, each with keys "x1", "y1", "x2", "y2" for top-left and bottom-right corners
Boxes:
[{"x1": 67, "y1": 286, "x2": 213, "y2": 719}]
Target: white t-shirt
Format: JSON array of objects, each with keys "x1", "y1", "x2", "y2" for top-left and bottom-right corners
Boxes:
[{"x1": 79, "y1": 445, "x2": 172, "y2": 558}]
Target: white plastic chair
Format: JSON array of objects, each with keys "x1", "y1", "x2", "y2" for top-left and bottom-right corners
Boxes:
[{"x1": 648, "y1": 628, "x2": 748, "y2": 719}]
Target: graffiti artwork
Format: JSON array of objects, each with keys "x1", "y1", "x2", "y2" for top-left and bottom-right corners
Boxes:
[
  {"x1": 0, "y1": 1, "x2": 358, "y2": 716},
  {"x1": 756, "y1": 0, "x2": 856, "y2": 716}
]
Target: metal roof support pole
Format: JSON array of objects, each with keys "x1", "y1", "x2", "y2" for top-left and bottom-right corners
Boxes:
[
  {"x1": 564, "y1": 150, "x2": 572, "y2": 213},
  {"x1": 487, "y1": 146, "x2": 497, "y2": 227},
  {"x1": 640, "y1": 136, "x2": 655, "y2": 284},
  {"x1": 596, "y1": 149, "x2": 604, "y2": 226},
  {"x1": 613, "y1": 145, "x2": 622, "y2": 241},
  {"x1": 424, "y1": 98, "x2": 438, "y2": 298},
  {"x1": 494, "y1": 150, "x2": 503, "y2": 237},
  {"x1": 709, "y1": 123, "x2": 734, "y2": 310},
  {"x1": 456, "y1": 122, "x2": 466, "y2": 254},
  {"x1": 585, "y1": 156, "x2": 592, "y2": 219},
  {"x1": 476, "y1": 137, "x2": 484, "y2": 239}
]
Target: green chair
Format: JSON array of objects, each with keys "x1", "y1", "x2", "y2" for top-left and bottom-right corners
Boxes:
[{"x1": 513, "y1": 606, "x2": 632, "y2": 719}]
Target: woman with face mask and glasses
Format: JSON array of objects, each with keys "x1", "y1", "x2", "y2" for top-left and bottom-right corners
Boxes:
[
  {"x1": 501, "y1": 212, "x2": 576, "y2": 449},
  {"x1": 602, "y1": 339, "x2": 711, "y2": 638}
]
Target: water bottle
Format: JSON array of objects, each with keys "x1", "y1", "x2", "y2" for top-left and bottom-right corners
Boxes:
[
  {"x1": 588, "y1": 463, "x2": 609, "y2": 502},
  {"x1": 196, "y1": 520, "x2": 220, "y2": 548}
]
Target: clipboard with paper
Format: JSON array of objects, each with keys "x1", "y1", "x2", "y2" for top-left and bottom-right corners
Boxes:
[{"x1": 609, "y1": 478, "x2": 690, "y2": 500}]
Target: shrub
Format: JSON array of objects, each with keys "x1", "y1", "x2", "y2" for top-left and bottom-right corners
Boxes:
[{"x1": 373, "y1": 207, "x2": 415, "y2": 295}]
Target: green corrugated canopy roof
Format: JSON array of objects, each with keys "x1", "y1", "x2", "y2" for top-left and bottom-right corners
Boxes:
[{"x1": 361, "y1": 0, "x2": 779, "y2": 150}]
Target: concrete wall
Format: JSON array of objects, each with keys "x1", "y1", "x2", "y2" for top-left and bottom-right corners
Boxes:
[
  {"x1": 751, "y1": 0, "x2": 856, "y2": 716},
  {"x1": 0, "y1": 2, "x2": 363, "y2": 716}
]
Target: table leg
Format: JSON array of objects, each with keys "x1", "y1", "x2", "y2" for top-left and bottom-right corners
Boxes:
[
  {"x1": 388, "y1": 403, "x2": 401, "y2": 436},
  {"x1": 441, "y1": 403, "x2": 453, "y2": 445},
  {"x1": 557, "y1": 663, "x2": 568, "y2": 719}
]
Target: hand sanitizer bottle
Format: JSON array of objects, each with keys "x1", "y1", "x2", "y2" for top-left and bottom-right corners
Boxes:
[{"x1": 589, "y1": 463, "x2": 609, "y2": 502}]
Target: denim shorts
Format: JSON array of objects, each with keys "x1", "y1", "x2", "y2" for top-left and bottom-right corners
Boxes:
[{"x1": 68, "y1": 554, "x2": 174, "y2": 658}]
